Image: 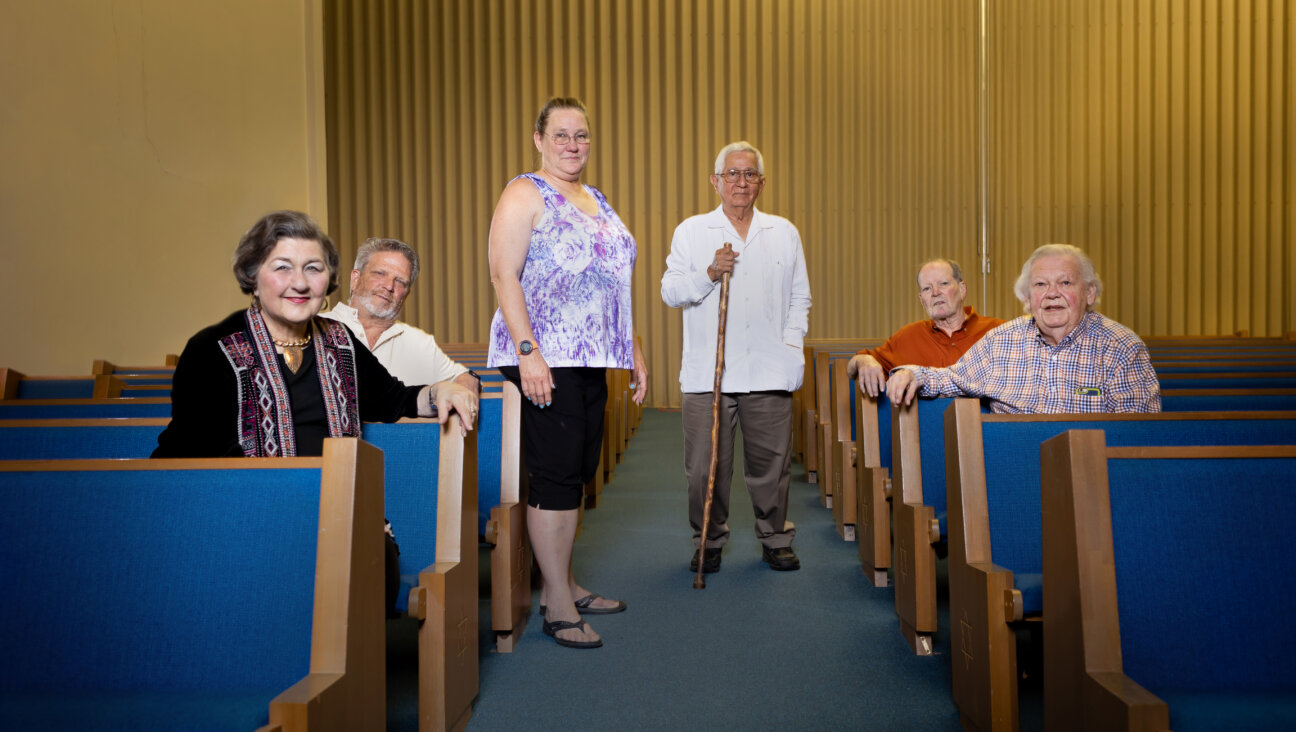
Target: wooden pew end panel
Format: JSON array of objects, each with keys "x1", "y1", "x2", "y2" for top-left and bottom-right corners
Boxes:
[
  {"x1": 489, "y1": 500, "x2": 530, "y2": 653},
  {"x1": 950, "y1": 561, "x2": 1020, "y2": 732},
  {"x1": 894, "y1": 500, "x2": 939, "y2": 654}
]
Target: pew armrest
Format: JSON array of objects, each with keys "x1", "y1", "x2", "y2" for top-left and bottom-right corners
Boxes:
[
  {"x1": 1085, "y1": 671, "x2": 1170, "y2": 732},
  {"x1": 265, "y1": 672, "x2": 346, "y2": 732}
]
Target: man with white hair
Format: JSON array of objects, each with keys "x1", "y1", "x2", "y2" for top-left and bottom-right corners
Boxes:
[
  {"x1": 886, "y1": 243, "x2": 1159, "y2": 413},
  {"x1": 662, "y1": 141, "x2": 812, "y2": 574},
  {"x1": 322, "y1": 237, "x2": 478, "y2": 421}
]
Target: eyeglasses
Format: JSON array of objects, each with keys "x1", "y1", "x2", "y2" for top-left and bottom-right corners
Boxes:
[
  {"x1": 717, "y1": 168, "x2": 762, "y2": 183},
  {"x1": 548, "y1": 131, "x2": 591, "y2": 146}
]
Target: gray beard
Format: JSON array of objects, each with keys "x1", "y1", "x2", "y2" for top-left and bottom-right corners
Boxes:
[{"x1": 355, "y1": 293, "x2": 400, "y2": 321}]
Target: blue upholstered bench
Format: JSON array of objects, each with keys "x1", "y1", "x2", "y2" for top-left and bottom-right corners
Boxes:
[
  {"x1": 0, "y1": 419, "x2": 167, "y2": 459},
  {"x1": 0, "y1": 438, "x2": 386, "y2": 732},
  {"x1": 943, "y1": 400, "x2": 1296, "y2": 732},
  {"x1": 0, "y1": 398, "x2": 173, "y2": 420},
  {"x1": 1041, "y1": 431, "x2": 1296, "y2": 732},
  {"x1": 359, "y1": 417, "x2": 478, "y2": 731},
  {"x1": 1159, "y1": 374, "x2": 1296, "y2": 389},
  {"x1": 1161, "y1": 389, "x2": 1296, "y2": 412}
]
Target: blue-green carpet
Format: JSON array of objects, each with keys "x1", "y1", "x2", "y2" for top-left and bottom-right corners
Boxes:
[{"x1": 388, "y1": 408, "x2": 1043, "y2": 730}]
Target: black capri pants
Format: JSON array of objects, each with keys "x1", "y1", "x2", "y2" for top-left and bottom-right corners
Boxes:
[{"x1": 499, "y1": 365, "x2": 608, "y2": 511}]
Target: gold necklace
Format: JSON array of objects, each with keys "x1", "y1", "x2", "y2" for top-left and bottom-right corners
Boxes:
[{"x1": 274, "y1": 333, "x2": 312, "y2": 374}]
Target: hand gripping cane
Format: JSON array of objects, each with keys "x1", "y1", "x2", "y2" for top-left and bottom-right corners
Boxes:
[{"x1": 694, "y1": 243, "x2": 733, "y2": 590}]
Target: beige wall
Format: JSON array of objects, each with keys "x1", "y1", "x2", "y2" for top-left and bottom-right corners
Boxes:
[{"x1": 0, "y1": 0, "x2": 327, "y2": 375}]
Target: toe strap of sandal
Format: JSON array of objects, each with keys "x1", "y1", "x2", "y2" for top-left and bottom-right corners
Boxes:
[{"x1": 544, "y1": 618, "x2": 587, "y2": 634}]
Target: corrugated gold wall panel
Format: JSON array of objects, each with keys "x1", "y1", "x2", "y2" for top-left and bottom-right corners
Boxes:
[
  {"x1": 324, "y1": 0, "x2": 978, "y2": 407},
  {"x1": 325, "y1": 1, "x2": 1292, "y2": 407},
  {"x1": 985, "y1": 0, "x2": 1293, "y2": 336}
]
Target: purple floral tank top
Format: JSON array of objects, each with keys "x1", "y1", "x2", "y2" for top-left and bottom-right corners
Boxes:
[{"x1": 488, "y1": 173, "x2": 636, "y2": 369}]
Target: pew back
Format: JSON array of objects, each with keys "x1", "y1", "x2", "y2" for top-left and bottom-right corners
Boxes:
[
  {"x1": 0, "y1": 438, "x2": 385, "y2": 732},
  {"x1": 1041, "y1": 431, "x2": 1296, "y2": 732},
  {"x1": 945, "y1": 400, "x2": 1296, "y2": 732}
]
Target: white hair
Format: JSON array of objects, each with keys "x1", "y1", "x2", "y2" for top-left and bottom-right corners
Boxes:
[
  {"x1": 713, "y1": 141, "x2": 765, "y2": 175},
  {"x1": 1012, "y1": 243, "x2": 1103, "y2": 311}
]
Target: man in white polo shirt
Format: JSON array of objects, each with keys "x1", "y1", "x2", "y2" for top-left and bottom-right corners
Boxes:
[{"x1": 322, "y1": 237, "x2": 478, "y2": 421}]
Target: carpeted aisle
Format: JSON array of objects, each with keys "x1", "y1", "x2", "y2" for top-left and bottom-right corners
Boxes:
[{"x1": 454, "y1": 407, "x2": 964, "y2": 731}]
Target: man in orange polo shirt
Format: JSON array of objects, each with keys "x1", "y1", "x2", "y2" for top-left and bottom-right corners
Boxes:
[{"x1": 847, "y1": 258, "x2": 1003, "y2": 396}]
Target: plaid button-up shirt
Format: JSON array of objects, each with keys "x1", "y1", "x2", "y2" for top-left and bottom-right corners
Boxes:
[{"x1": 901, "y1": 312, "x2": 1161, "y2": 414}]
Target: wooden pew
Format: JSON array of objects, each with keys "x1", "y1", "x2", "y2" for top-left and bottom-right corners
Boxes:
[
  {"x1": 797, "y1": 338, "x2": 881, "y2": 482},
  {"x1": 828, "y1": 359, "x2": 858, "y2": 539},
  {"x1": 360, "y1": 416, "x2": 478, "y2": 732},
  {"x1": 852, "y1": 388, "x2": 893, "y2": 587},
  {"x1": 1, "y1": 398, "x2": 526, "y2": 660},
  {"x1": 0, "y1": 418, "x2": 168, "y2": 459},
  {"x1": 90, "y1": 357, "x2": 177, "y2": 375},
  {"x1": 1159, "y1": 372, "x2": 1296, "y2": 389},
  {"x1": 1041, "y1": 431, "x2": 1296, "y2": 732},
  {"x1": 1161, "y1": 388, "x2": 1296, "y2": 411},
  {"x1": 812, "y1": 347, "x2": 867, "y2": 505},
  {"x1": 0, "y1": 396, "x2": 172, "y2": 419},
  {"x1": 889, "y1": 397, "x2": 957, "y2": 655},
  {"x1": 942, "y1": 399, "x2": 1296, "y2": 732},
  {"x1": 477, "y1": 383, "x2": 531, "y2": 652},
  {"x1": 0, "y1": 438, "x2": 385, "y2": 732}
]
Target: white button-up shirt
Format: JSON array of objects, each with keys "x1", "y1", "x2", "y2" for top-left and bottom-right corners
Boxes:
[
  {"x1": 321, "y1": 303, "x2": 468, "y2": 387},
  {"x1": 661, "y1": 206, "x2": 811, "y2": 393}
]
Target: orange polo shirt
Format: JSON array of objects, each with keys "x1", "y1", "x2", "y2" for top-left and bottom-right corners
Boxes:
[{"x1": 859, "y1": 307, "x2": 1004, "y2": 372}]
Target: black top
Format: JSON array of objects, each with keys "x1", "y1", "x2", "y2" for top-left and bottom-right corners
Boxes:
[{"x1": 152, "y1": 310, "x2": 422, "y2": 458}]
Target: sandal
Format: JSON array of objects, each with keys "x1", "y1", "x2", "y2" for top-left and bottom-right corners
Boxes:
[
  {"x1": 542, "y1": 617, "x2": 603, "y2": 649},
  {"x1": 539, "y1": 593, "x2": 627, "y2": 617},
  {"x1": 573, "y1": 593, "x2": 627, "y2": 615}
]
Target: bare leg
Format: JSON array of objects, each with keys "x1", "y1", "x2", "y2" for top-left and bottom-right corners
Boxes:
[{"x1": 529, "y1": 505, "x2": 599, "y2": 644}]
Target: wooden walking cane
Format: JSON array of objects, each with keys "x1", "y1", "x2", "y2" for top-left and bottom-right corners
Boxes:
[{"x1": 694, "y1": 243, "x2": 733, "y2": 589}]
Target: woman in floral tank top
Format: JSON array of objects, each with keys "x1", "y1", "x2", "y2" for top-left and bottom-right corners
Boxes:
[{"x1": 487, "y1": 97, "x2": 648, "y2": 649}]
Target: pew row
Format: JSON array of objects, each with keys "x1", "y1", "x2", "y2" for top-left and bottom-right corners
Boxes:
[
  {"x1": 941, "y1": 400, "x2": 1296, "y2": 732},
  {"x1": 0, "y1": 439, "x2": 385, "y2": 732},
  {"x1": 0, "y1": 392, "x2": 530, "y2": 658},
  {"x1": 360, "y1": 417, "x2": 479, "y2": 731},
  {"x1": 1041, "y1": 431, "x2": 1296, "y2": 732},
  {"x1": 852, "y1": 389, "x2": 893, "y2": 587}
]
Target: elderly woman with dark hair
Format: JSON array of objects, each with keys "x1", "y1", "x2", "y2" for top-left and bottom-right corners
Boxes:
[
  {"x1": 154, "y1": 210, "x2": 471, "y2": 614},
  {"x1": 154, "y1": 210, "x2": 467, "y2": 458}
]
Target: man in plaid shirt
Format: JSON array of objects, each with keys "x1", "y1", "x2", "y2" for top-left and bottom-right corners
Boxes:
[{"x1": 886, "y1": 244, "x2": 1160, "y2": 414}]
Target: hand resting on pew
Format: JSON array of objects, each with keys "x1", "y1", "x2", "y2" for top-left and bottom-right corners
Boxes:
[{"x1": 421, "y1": 380, "x2": 476, "y2": 435}]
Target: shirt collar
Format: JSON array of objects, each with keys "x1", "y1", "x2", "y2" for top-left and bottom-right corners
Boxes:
[
  {"x1": 328, "y1": 302, "x2": 407, "y2": 347},
  {"x1": 704, "y1": 205, "x2": 769, "y2": 242},
  {"x1": 1032, "y1": 310, "x2": 1096, "y2": 347},
  {"x1": 929, "y1": 306, "x2": 978, "y2": 335}
]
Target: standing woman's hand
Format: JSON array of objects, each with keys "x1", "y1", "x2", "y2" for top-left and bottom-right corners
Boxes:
[
  {"x1": 630, "y1": 336, "x2": 648, "y2": 405},
  {"x1": 518, "y1": 350, "x2": 554, "y2": 408},
  {"x1": 488, "y1": 177, "x2": 549, "y2": 405}
]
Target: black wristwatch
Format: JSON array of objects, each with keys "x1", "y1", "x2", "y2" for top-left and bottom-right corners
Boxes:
[
  {"x1": 517, "y1": 340, "x2": 536, "y2": 356},
  {"x1": 466, "y1": 369, "x2": 482, "y2": 394}
]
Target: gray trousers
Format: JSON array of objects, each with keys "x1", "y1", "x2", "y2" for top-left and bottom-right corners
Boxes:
[{"x1": 682, "y1": 390, "x2": 796, "y2": 550}]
